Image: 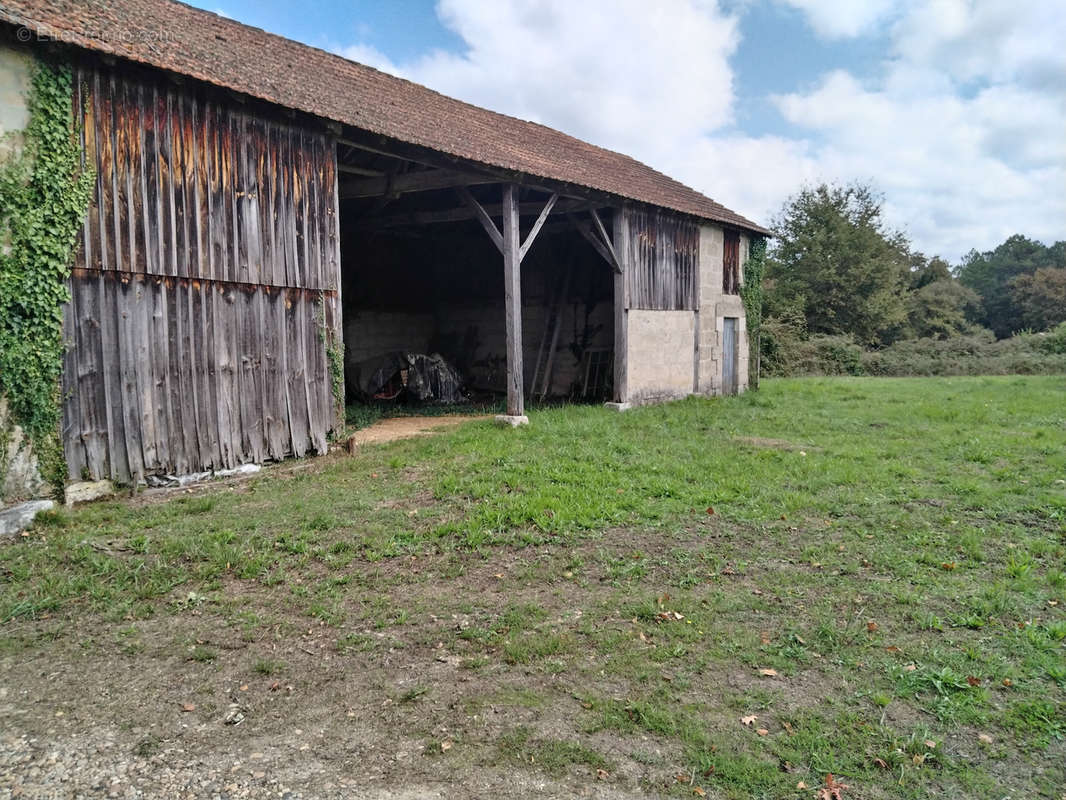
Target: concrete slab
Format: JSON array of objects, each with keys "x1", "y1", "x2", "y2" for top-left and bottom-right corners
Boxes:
[
  {"x1": 494, "y1": 414, "x2": 530, "y2": 427},
  {"x1": 603, "y1": 402, "x2": 631, "y2": 412},
  {"x1": 65, "y1": 480, "x2": 115, "y2": 506},
  {"x1": 0, "y1": 499, "x2": 54, "y2": 536}
]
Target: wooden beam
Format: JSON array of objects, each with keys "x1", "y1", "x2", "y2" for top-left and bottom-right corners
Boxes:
[
  {"x1": 518, "y1": 192, "x2": 558, "y2": 262},
  {"x1": 337, "y1": 163, "x2": 386, "y2": 177},
  {"x1": 456, "y1": 187, "x2": 503, "y2": 254},
  {"x1": 502, "y1": 184, "x2": 525, "y2": 417},
  {"x1": 340, "y1": 168, "x2": 496, "y2": 199},
  {"x1": 356, "y1": 198, "x2": 597, "y2": 230},
  {"x1": 613, "y1": 206, "x2": 629, "y2": 404},
  {"x1": 589, "y1": 208, "x2": 620, "y2": 269},
  {"x1": 570, "y1": 214, "x2": 619, "y2": 271}
]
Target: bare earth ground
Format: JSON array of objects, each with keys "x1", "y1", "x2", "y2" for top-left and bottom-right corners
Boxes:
[
  {"x1": 346, "y1": 416, "x2": 491, "y2": 447},
  {"x1": 1, "y1": 532, "x2": 704, "y2": 800}
]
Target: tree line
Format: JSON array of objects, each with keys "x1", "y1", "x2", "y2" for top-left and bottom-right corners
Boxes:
[{"x1": 756, "y1": 182, "x2": 1065, "y2": 376}]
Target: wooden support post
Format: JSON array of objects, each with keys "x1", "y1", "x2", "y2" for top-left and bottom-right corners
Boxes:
[
  {"x1": 501, "y1": 183, "x2": 526, "y2": 422},
  {"x1": 609, "y1": 207, "x2": 629, "y2": 408}
]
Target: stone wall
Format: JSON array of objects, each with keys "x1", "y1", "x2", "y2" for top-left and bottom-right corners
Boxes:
[
  {"x1": 0, "y1": 43, "x2": 31, "y2": 157},
  {"x1": 1, "y1": 43, "x2": 45, "y2": 506},
  {"x1": 343, "y1": 293, "x2": 613, "y2": 399},
  {"x1": 344, "y1": 311, "x2": 434, "y2": 368},
  {"x1": 433, "y1": 298, "x2": 613, "y2": 397}
]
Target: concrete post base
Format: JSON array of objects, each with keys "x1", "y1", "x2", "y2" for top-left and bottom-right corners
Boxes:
[
  {"x1": 603, "y1": 402, "x2": 631, "y2": 412},
  {"x1": 494, "y1": 414, "x2": 530, "y2": 427}
]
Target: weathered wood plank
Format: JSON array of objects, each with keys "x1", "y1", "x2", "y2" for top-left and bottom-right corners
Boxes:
[
  {"x1": 502, "y1": 184, "x2": 524, "y2": 417},
  {"x1": 613, "y1": 207, "x2": 629, "y2": 404},
  {"x1": 457, "y1": 186, "x2": 503, "y2": 254},
  {"x1": 518, "y1": 192, "x2": 557, "y2": 262}
]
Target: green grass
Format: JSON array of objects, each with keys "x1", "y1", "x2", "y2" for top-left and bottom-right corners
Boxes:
[{"x1": 2, "y1": 376, "x2": 1065, "y2": 797}]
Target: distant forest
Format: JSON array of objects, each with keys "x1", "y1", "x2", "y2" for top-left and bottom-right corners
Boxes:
[{"x1": 758, "y1": 183, "x2": 1065, "y2": 377}]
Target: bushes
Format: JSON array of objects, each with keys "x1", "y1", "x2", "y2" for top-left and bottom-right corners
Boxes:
[
  {"x1": 760, "y1": 314, "x2": 866, "y2": 376},
  {"x1": 762, "y1": 319, "x2": 1066, "y2": 378}
]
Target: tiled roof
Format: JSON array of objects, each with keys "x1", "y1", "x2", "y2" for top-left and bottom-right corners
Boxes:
[{"x1": 0, "y1": 0, "x2": 769, "y2": 234}]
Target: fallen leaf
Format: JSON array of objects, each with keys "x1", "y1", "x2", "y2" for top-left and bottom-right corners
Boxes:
[
  {"x1": 782, "y1": 721, "x2": 795, "y2": 735},
  {"x1": 756, "y1": 728, "x2": 769, "y2": 736},
  {"x1": 758, "y1": 668, "x2": 778, "y2": 677},
  {"x1": 181, "y1": 703, "x2": 196, "y2": 712},
  {"x1": 797, "y1": 781, "x2": 808, "y2": 790},
  {"x1": 706, "y1": 507, "x2": 715, "y2": 516},
  {"x1": 741, "y1": 714, "x2": 757, "y2": 726},
  {"x1": 1002, "y1": 678, "x2": 1013, "y2": 687},
  {"x1": 816, "y1": 773, "x2": 849, "y2": 800},
  {"x1": 596, "y1": 769, "x2": 609, "y2": 780},
  {"x1": 924, "y1": 740, "x2": 936, "y2": 749},
  {"x1": 966, "y1": 676, "x2": 981, "y2": 686},
  {"x1": 884, "y1": 645, "x2": 900, "y2": 653},
  {"x1": 752, "y1": 588, "x2": 764, "y2": 595},
  {"x1": 940, "y1": 562, "x2": 956, "y2": 571},
  {"x1": 658, "y1": 593, "x2": 671, "y2": 606},
  {"x1": 873, "y1": 757, "x2": 888, "y2": 769},
  {"x1": 866, "y1": 621, "x2": 878, "y2": 633},
  {"x1": 912, "y1": 753, "x2": 925, "y2": 765},
  {"x1": 760, "y1": 631, "x2": 772, "y2": 645},
  {"x1": 721, "y1": 566, "x2": 737, "y2": 575},
  {"x1": 794, "y1": 634, "x2": 806, "y2": 645},
  {"x1": 693, "y1": 788, "x2": 706, "y2": 797},
  {"x1": 440, "y1": 740, "x2": 453, "y2": 752},
  {"x1": 239, "y1": 684, "x2": 249, "y2": 692},
  {"x1": 977, "y1": 733, "x2": 993, "y2": 744},
  {"x1": 270, "y1": 681, "x2": 280, "y2": 691},
  {"x1": 903, "y1": 664, "x2": 917, "y2": 672}
]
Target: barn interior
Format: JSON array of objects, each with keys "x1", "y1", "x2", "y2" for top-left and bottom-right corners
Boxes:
[{"x1": 335, "y1": 135, "x2": 616, "y2": 412}]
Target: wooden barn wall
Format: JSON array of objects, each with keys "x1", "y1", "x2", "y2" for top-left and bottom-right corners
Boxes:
[
  {"x1": 61, "y1": 63, "x2": 340, "y2": 484},
  {"x1": 625, "y1": 208, "x2": 699, "y2": 311}
]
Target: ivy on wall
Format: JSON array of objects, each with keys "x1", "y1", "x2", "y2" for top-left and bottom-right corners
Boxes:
[
  {"x1": 0, "y1": 58, "x2": 95, "y2": 491},
  {"x1": 740, "y1": 235, "x2": 766, "y2": 389}
]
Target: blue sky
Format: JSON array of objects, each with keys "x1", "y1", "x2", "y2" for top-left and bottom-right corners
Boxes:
[{"x1": 195, "y1": 0, "x2": 1064, "y2": 261}]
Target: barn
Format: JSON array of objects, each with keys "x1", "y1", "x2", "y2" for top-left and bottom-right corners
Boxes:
[{"x1": 0, "y1": 0, "x2": 768, "y2": 500}]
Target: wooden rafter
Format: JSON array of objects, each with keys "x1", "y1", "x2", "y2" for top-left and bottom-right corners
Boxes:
[
  {"x1": 457, "y1": 186, "x2": 503, "y2": 254},
  {"x1": 518, "y1": 193, "x2": 558, "y2": 262},
  {"x1": 340, "y1": 168, "x2": 496, "y2": 199},
  {"x1": 356, "y1": 197, "x2": 596, "y2": 230},
  {"x1": 570, "y1": 213, "x2": 620, "y2": 272}
]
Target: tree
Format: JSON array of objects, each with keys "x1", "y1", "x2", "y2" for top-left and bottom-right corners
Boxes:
[
  {"x1": 903, "y1": 253, "x2": 979, "y2": 339},
  {"x1": 1009, "y1": 267, "x2": 1066, "y2": 332},
  {"x1": 766, "y1": 182, "x2": 910, "y2": 346},
  {"x1": 956, "y1": 235, "x2": 1064, "y2": 337}
]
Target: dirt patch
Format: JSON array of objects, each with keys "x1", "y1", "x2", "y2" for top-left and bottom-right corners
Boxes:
[
  {"x1": 733, "y1": 436, "x2": 819, "y2": 452},
  {"x1": 348, "y1": 415, "x2": 490, "y2": 447}
]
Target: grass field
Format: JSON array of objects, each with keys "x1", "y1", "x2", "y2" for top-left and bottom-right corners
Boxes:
[{"x1": 1, "y1": 376, "x2": 1064, "y2": 798}]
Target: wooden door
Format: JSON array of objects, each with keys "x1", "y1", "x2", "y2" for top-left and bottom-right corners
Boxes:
[{"x1": 723, "y1": 317, "x2": 737, "y2": 395}]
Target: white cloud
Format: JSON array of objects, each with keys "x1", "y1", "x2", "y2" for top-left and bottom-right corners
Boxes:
[
  {"x1": 332, "y1": 0, "x2": 1065, "y2": 260},
  {"x1": 397, "y1": 0, "x2": 740, "y2": 158},
  {"x1": 776, "y1": 0, "x2": 897, "y2": 38}
]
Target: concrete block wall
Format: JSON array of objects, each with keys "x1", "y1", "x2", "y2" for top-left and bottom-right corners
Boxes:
[
  {"x1": 625, "y1": 310, "x2": 696, "y2": 404},
  {"x1": 695, "y1": 224, "x2": 749, "y2": 396},
  {"x1": 343, "y1": 310, "x2": 434, "y2": 367},
  {"x1": 434, "y1": 299, "x2": 613, "y2": 396}
]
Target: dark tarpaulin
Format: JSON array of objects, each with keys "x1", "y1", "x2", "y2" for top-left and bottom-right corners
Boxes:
[{"x1": 352, "y1": 352, "x2": 466, "y2": 404}]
